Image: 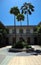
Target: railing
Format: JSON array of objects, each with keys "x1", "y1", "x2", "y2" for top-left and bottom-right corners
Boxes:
[
  {"x1": 3, "y1": 32, "x2": 41, "y2": 38},
  {"x1": 7, "y1": 33, "x2": 38, "y2": 37}
]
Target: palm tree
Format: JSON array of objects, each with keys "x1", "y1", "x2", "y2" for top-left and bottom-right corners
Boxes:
[
  {"x1": 21, "y1": 2, "x2": 34, "y2": 44},
  {"x1": 21, "y1": 2, "x2": 34, "y2": 25},
  {"x1": 10, "y1": 7, "x2": 20, "y2": 43},
  {"x1": 16, "y1": 14, "x2": 24, "y2": 41},
  {"x1": 16, "y1": 14, "x2": 24, "y2": 25}
]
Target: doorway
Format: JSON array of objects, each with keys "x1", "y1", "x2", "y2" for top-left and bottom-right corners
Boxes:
[
  {"x1": 13, "y1": 37, "x2": 16, "y2": 44},
  {"x1": 27, "y1": 37, "x2": 30, "y2": 45},
  {"x1": 34, "y1": 37, "x2": 38, "y2": 45}
]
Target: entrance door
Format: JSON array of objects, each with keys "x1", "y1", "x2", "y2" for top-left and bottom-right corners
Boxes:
[
  {"x1": 34, "y1": 37, "x2": 38, "y2": 45},
  {"x1": 13, "y1": 37, "x2": 16, "y2": 44},
  {"x1": 6, "y1": 37, "x2": 9, "y2": 45},
  {"x1": 27, "y1": 37, "x2": 30, "y2": 45}
]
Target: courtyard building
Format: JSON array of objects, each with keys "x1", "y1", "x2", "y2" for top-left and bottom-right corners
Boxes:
[
  {"x1": 0, "y1": 21, "x2": 41, "y2": 45},
  {"x1": 6, "y1": 25, "x2": 39, "y2": 45}
]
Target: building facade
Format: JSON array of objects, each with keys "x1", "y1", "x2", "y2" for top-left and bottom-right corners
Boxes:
[
  {"x1": 6, "y1": 25, "x2": 38, "y2": 45},
  {"x1": 1, "y1": 21, "x2": 41, "y2": 45}
]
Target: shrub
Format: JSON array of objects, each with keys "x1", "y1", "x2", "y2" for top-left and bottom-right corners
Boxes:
[
  {"x1": 26, "y1": 45, "x2": 31, "y2": 48},
  {"x1": 12, "y1": 41, "x2": 24, "y2": 49}
]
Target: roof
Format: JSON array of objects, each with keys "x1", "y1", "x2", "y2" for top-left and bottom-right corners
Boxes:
[
  {"x1": 38, "y1": 22, "x2": 41, "y2": 25},
  {"x1": 0, "y1": 21, "x2": 41, "y2": 28},
  {"x1": 0, "y1": 21, "x2": 5, "y2": 29},
  {"x1": 6, "y1": 25, "x2": 36, "y2": 27}
]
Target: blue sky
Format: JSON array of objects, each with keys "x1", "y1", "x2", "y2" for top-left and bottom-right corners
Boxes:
[{"x1": 0, "y1": 0, "x2": 41, "y2": 26}]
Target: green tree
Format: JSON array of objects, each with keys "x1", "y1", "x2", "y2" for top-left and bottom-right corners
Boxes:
[
  {"x1": 21, "y1": 2, "x2": 34, "y2": 43},
  {"x1": 34, "y1": 23, "x2": 41, "y2": 33},
  {"x1": 16, "y1": 14, "x2": 24, "y2": 25},
  {"x1": 0, "y1": 21, "x2": 8, "y2": 47},
  {"x1": 16, "y1": 14, "x2": 24, "y2": 41},
  {"x1": 34, "y1": 23, "x2": 41, "y2": 45},
  {"x1": 37, "y1": 24, "x2": 41, "y2": 45},
  {"x1": 21, "y1": 2, "x2": 34, "y2": 25},
  {"x1": 10, "y1": 7, "x2": 20, "y2": 43}
]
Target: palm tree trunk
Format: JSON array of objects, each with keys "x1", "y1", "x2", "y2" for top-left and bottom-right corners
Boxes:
[
  {"x1": 20, "y1": 21, "x2": 22, "y2": 40},
  {"x1": 26, "y1": 10, "x2": 29, "y2": 44},
  {"x1": 27, "y1": 12, "x2": 29, "y2": 25},
  {"x1": 14, "y1": 15, "x2": 16, "y2": 44},
  {"x1": 20, "y1": 21, "x2": 22, "y2": 27}
]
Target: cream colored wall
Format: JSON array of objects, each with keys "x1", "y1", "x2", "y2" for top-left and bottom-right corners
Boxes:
[
  {"x1": 9, "y1": 29, "x2": 12, "y2": 34},
  {"x1": 23, "y1": 29, "x2": 26, "y2": 33},
  {"x1": 16, "y1": 29, "x2": 19, "y2": 33},
  {"x1": 9, "y1": 27, "x2": 34, "y2": 34},
  {"x1": 16, "y1": 28, "x2": 26, "y2": 34},
  {"x1": 30, "y1": 29, "x2": 33, "y2": 33}
]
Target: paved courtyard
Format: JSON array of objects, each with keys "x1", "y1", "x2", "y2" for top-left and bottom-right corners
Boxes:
[
  {"x1": 0, "y1": 45, "x2": 41, "y2": 65},
  {"x1": 8, "y1": 55, "x2": 41, "y2": 65}
]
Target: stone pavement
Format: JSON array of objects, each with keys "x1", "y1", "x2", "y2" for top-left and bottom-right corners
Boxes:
[
  {"x1": 0, "y1": 46, "x2": 20, "y2": 65},
  {"x1": 0, "y1": 54, "x2": 6, "y2": 64},
  {"x1": 32, "y1": 45, "x2": 41, "y2": 50},
  {"x1": 8, "y1": 55, "x2": 41, "y2": 65},
  {"x1": 0, "y1": 45, "x2": 41, "y2": 65}
]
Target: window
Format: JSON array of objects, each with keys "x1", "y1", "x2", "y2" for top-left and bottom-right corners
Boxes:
[
  {"x1": 0, "y1": 29, "x2": 2, "y2": 34},
  {"x1": 34, "y1": 37, "x2": 38, "y2": 45},
  {"x1": 30, "y1": 29, "x2": 33, "y2": 33},
  {"x1": 9, "y1": 29, "x2": 12, "y2": 33},
  {"x1": 0, "y1": 29, "x2": 2, "y2": 32},
  {"x1": 12, "y1": 29, "x2": 16, "y2": 34},
  {"x1": 26, "y1": 29, "x2": 30, "y2": 33},
  {"x1": 19, "y1": 29, "x2": 23, "y2": 34}
]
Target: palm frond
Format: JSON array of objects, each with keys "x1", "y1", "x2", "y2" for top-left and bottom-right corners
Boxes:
[
  {"x1": 24, "y1": 11, "x2": 27, "y2": 14},
  {"x1": 10, "y1": 7, "x2": 20, "y2": 16},
  {"x1": 31, "y1": 8, "x2": 34, "y2": 11},
  {"x1": 21, "y1": 2, "x2": 34, "y2": 15},
  {"x1": 28, "y1": 10, "x2": 32, "y2": 15},
  {"x1": 21, "y1": 6, "x2": 24, "y2": 10},
  {"x1": 16, "y1": 14, "x2": 24, "y2": 21},
  {"x1": 21, "y1": 9, "x2": 24, "y2": 14}
]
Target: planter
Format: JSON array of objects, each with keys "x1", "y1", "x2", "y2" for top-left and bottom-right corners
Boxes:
[
  {"x1": 9, "y1": 47, "x2": 34, "y2": 52},
  {"x1": 9, "y1": 48, "x2": 23, "y2": 52},
  {"x1": 26, "y1": 48, "x2": 34, "y2": 52}
]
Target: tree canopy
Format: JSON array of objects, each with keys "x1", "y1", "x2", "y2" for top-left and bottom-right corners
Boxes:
[
  {"x1": 10, "y1": 7, "x2": 20, "y2": 16},
  {"x1": 16, "y1": 14, "x2": 24, "y2": 21},
  {"x1": 21, "y1": 2, "x2": 34, "y2": 15},
  {"x1": 35, "y1": 23, "x2": 41, "y2": 33}
]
